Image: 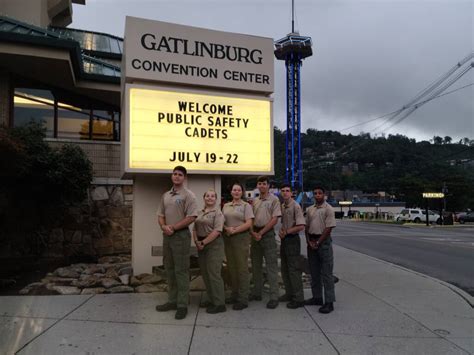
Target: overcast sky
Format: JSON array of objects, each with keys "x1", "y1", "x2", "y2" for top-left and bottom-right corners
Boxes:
[{"x1": 73, "y1": 0, "x2": 473, "y2": 142}]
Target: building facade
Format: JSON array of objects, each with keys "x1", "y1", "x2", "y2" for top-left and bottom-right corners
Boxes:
[{"x1": 0, "y1": 0, "x2": 131, "y2": 257}]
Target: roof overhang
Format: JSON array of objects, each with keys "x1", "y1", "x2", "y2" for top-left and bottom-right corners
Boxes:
[{"x1": 0, "y1": 30, "x2": 120, "y2": 106}]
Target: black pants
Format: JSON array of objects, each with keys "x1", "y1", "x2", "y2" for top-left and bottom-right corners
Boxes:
[{"x1": 307, "y1": 236, "x2": 335, "y2": 303}]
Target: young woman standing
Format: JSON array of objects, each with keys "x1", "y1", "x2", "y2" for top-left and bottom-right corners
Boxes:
[
  {"x1": 193, "y1": 189, "x2": 226, "y2": 314},
  {"x1": 222, "y1": 183, "x2": 254, "y2": 310}
]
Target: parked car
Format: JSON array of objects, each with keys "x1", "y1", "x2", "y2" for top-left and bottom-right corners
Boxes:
[
  {"x1": 395, "y1": 208, "x2": 441, "y2": 224},
  {"x1": 454, "y1": 210, "x2": 471, "y2": 222},
  {"x1": 458, "y1": 212, "x2": 474, "y2": 224}
]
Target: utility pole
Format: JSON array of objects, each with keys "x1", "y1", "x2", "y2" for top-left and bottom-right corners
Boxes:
[{"x1": 442, "y1": 182, "x2": 448, "y2": 225}]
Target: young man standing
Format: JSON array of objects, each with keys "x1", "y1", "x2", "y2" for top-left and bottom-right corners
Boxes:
[
  {"x1": 156, "y1": 166, "x2": 198, "y2": 320},
  {"x1": 305, "y1": 186, "x2": 337, "y2": 314},
  {"x1": 278, "y1": 184, "x2": 306, "y2": 309},
  {"x1": 250, "y1": 176, "x2": 282, "y2": 309}
]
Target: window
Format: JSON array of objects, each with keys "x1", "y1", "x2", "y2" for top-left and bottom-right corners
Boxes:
[
  {"x1": 13, "y1": 86, "x2": 120, "y2": 141},
  {"x1": 13, "y1": 89, "x2": 54, "y2": 137},
  {"x1": 57, "y1": 101, "x2": 90, "y2": 140},
  {"x1": 411, "y1": 210, "x2": 420, "y2": 214}
]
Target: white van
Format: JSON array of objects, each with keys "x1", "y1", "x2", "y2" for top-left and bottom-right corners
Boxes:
[{"x1": 395, "y1": 209, "x2": 441, "y2": 224}]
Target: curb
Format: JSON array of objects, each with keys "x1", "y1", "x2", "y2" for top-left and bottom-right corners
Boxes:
[{"x1": 335, "y1": 245, "x2": 474, "y2": 308}]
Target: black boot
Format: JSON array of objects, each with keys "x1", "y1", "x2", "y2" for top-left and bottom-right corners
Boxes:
[{"x1": 318, "y1": 303, "x2": 334, "y2": 314}]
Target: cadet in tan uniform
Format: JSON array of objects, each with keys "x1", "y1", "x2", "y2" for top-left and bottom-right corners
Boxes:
[
  {"x1": 193, "y1": 189, "x2": 226, "y2": 314},
  {"x1": 156, "y1": 166, "x2": 198, "y2": 320},
  {"x1": 305, "y1": 185, "x2": 337, "y2": 314},
  {"x1": 278, "y1": 184, "x2": 306, "y2": 309},
  {"x1": 222, "y1": 182, "x2": 254, "y2": 310},
  {"x1": 250, "y1": 176, "x2": 281, "y2": 309}
]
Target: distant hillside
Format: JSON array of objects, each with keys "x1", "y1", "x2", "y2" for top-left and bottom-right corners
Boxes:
[{"x1": 274, "y1": 128, "x2": 474, "y2": 210}]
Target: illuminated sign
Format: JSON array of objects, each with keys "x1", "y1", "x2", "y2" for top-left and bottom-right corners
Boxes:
[
  {"x1": 124, "y1": 85, "x2": 273, "y2": 174},
  {"x1": 338, "y1": 201, "x2": 353, "y2": 206},
  {"x1": 124, "y1": 17, "x2": 274, "y2": 93},
  {"x1": 422, "y1": 192, "x2": 444, "y2": 198}
]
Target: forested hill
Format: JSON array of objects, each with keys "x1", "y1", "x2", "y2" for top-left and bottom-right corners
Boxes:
[{"x1": 273, "y1": 128, "x2": 474, "y2": 210}]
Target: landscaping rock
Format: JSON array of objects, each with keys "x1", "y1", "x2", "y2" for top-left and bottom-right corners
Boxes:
[
  {"x1": 130, "y1": 276, "x2": 141, "y2": 287},
  {"x1": 81, "y1": 287, "x2": 106, "y2": 295},
  {"x1": 19, "y1": 282, "x2": 43, "y2": 295},
  {"x1": 107, "y1": 286, "x2": 134, "y2": 293},
  {"x1": 118, "y1": 266, "x2": 133, "y2": 276},
  {"x1": 105, "y1": 268, "x2": 119, "y2": 279},
  {"x1": 52, "y1": 286, "x2": 81, "y2": 295},
  {"x1": 119, "y1": 274, "x2": 130, "y2": 285},
  {"x1": 83, "y1": 265, "x2": 106, "y2": 275},
  {"x1": 140, "y1": 274, "x2": 163, "y2": 284},
  {"x1": 101, "y1": 278, "x2": 121, "y2": 288},
  {"x1": 40, "y1": 277, "x2": 75, "y2": 285},
  {"x1": 55, "y1": 267, "x2": 80, "y2": 279},
  {"x1": 135, "y1": 284, "x2": 160, "y2": 293}
]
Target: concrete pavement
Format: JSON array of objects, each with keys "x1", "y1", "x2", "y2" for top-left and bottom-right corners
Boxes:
[{"x1": 1, "y1": 245, "x2": 473, "y2": 355}]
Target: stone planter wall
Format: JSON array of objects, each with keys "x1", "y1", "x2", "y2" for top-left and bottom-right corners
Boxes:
[{"x1": 43, "y1": 180, "x2": 133, "y2": 259}]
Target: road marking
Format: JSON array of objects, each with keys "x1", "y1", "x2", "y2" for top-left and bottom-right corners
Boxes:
[{"x1": 421, "y1": 238, "x2": 465, "y2": 242}]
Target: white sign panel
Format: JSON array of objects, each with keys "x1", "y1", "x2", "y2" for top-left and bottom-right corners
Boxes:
[{"x1": 124, "y1": 16, "x2": 274, "y2": 93}]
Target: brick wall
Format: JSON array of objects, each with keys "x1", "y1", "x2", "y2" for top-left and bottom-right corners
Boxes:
[{"x1": 47, "y1": 139, "x2": 122, "y2": 178}]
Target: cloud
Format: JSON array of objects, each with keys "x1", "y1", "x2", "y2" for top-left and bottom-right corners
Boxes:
[{"x1": 73, "y1": 0, "x2": 473, "y2": 141}]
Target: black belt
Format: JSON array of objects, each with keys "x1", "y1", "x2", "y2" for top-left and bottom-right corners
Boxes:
[
  {"x1": 308, "y1": 234, "x2": 322, "y2": 240},
  {"x1": 254, "y1": 226, "x2": 264, "y2": 232},
  {"x1": 284, "y1": 233, "x2": 299, "y2": 238},
  {"x1": 197, "y1": 236, "x2": 207, "y2": 241}
]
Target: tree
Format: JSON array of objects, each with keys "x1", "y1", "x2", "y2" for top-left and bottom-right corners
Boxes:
[
  {"x1": 433, "y1": 136, "x2": 443, "y2": 145},
  {"x1": 443, "y1": 136, "x2": 452, "y2": 144},
  {"x1": 0, "y1": 123, "x2": 93, "y2": 255}
]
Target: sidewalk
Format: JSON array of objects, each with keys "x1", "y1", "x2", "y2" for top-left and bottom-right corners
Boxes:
[{"x1": 1, "y1": 246, "x2": 473, "y2": 355}]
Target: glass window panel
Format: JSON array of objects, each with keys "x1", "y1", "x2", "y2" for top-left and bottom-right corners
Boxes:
[
  {"x1": 91, "y1": 110, "x2": 113, "y2": 140},
  {"x1": 92, "y1": 120, "x2": 113, "y2": 141},
  {"x1": 93, "y1": 110, "x2": 113, "y2": 121},
  {"x1": 0, "y1": 23, "x2": 16, "y2": 31},
  {"x1": 92, "y1": 33, "x2": 109, "y2": 52},
  {"x1": 109, "y1": 39, "x2": 120, "y2": 54},
  {"x1": 13, "y1": 89, "x2": 54, "y2": 137},
  {"x1": 57, "y1": 106, "x2": 90, "y2": 140}
]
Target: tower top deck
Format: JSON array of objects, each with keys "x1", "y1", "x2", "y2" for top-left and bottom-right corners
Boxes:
[{"x1": 274, "y1": 32, "x2": 313, "y2": 60}]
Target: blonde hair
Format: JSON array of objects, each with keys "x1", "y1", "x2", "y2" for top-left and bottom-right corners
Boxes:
[{"x1": 203, "y1": 188, "x2": 218, "y2": 199}]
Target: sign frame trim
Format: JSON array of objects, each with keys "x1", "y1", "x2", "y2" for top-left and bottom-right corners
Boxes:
[{"x1": 123, "y1": 83, "x2": 274, "y2": 175}]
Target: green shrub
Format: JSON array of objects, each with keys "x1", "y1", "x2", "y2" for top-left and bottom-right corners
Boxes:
[{"x1": 0, "y1": 122, "x2": 93, "y2": 255}]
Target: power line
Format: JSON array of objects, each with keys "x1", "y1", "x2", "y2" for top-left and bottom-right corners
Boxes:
[
  {"x1": 332, "y1": 55, "x2": 473, "y2": 157},
  {"x1": 381, "y1": 65, "x2": 473, "y2": 134},
  {"x1": 340, "y1": 82, "x2": 474, "y2": 132}
]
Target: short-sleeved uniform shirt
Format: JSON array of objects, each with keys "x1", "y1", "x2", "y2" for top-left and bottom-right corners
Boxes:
[
  {"x1": 194, "y1": 208, "x2": 225, "y2": 237},
  {"x1": 281, "y1": 199, "x2": 306, "y2": 231},
  {"x1": 222, "y1": 200, "x2": 254, "y2": 227},
  {"x1": 253, "y1": 193, "x2": 282, "y2": 228},
  {"x1": 305, "y1": 201, "x2": 336, "y2": 235},
  {"x1": 157, "y1": 187, "x2": 198, "y2": 226}
]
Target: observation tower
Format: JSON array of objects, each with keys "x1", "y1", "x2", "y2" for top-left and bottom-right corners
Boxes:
[{"x1": 274, "y1": 1, "x2": 313, "y2": 191}]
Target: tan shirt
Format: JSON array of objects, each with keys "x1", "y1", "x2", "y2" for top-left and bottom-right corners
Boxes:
[
  {"x1": 253, "y1": 193, "x2": 281, "y2": 228},
  {"x1": 281, "y1": 199, "x2": 306, "y2": 230},
  {"x1": 193, "y1": 208, "x2": 225, "y2": 237},
  {"x1": 222, "y1": 200, "x2": 254, "y2": 227},
  {"x1": 157, "y1": 187, "x2": 198, "y2": 226},
  {"x1": 305, "y1": 201, "x2": 336, "y2": 235}
]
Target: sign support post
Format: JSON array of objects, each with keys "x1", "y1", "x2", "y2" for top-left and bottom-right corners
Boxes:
[{"x1": 121, "y1": 17, "x2": 275, "y2": 273}]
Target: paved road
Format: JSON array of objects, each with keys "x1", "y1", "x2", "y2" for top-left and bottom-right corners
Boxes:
[{"x1": 332, "y1": 221, "x2": 474, "y2": 296}]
